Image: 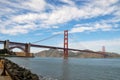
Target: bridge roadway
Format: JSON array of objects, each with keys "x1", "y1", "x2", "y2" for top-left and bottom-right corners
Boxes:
[{"x1": 0, "y1": 40, "x2": 103, "y2": 55}]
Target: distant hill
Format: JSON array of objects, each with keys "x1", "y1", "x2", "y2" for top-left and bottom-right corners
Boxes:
[{"x1": 35, "y1": 49, "x2": 120, "y2": 58}]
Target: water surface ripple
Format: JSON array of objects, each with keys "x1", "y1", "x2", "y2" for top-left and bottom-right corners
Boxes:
[{"x1": 7, "y1": 57, "x2": 120, "y2": 80}]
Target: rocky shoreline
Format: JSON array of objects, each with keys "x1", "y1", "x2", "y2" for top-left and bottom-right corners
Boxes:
[
  {"x1": 0, "y1": 58, "x2": 58, "y2": 80},
  {"x1": 1, "y1": 58, "x2": 39, "y2": 80}
]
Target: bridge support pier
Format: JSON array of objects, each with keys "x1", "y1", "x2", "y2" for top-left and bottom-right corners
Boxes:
[
  {"x1": 25, "y1": 43, "x2": 30, "y2": 57},
  {"x1": 4, "y1": 40, "x2": 9, "y2": 50}
]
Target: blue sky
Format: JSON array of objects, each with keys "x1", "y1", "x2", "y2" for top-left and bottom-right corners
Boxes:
[{"x1": 0, "y1": 0, "x2": 120, "y2": 53}]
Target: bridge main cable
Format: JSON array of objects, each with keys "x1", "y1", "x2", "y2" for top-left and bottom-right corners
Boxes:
[{"x1": 32, "y1": 34, "x2": 60, "y2": 43}]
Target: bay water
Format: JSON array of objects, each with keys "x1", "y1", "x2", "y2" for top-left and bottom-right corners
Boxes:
[{"x1": 7, "y1": 57, "x2": 120, "y2": 80}]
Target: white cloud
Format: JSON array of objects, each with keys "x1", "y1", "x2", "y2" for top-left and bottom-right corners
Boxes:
[
  {"x1": 12, "y1": 0, "x2": 119, "y2": 25},
  {"x1": 70, "y1": 26, "x2": 93, "y2": 33},
  {"x1": 61, "y1": 0, "x2": 75, "y2": 5},
  {"x1": 95, "y1": 23, "x2": 113, "y2": 31},
  {"x1": 0, "y1": 23, "x2": 36, "y2": 35},
  {"x1": 92, "y1": 0, "x2": 118, "y2": 7},
  {"x1": 0, "y1": 0, "x2": 119, "y2": 35},
  {"x1": 22, "y1": 0, "x2": 46, "y2": 11},
  {"x1": 43, "y1": 0, "x2": 119, "y2": 25},
  {"x1": 53, "y1": 31, "x2": 64, "y2": 35},
  {"x1": 12, "y1": 13, "x2": 48, "y2": 23},
  {"x1": 69, "y1": 22, "x2": 114, "y2": 33},
  {"x1": 52, "y1": 26, "x2": 59, "y2": 28},
  {"x1": 109, "y1": 10, "x2": 120, "y2": 23}
]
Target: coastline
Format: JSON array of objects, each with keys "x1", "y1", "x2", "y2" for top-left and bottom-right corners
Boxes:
[
  {"x1": 0, "y1": 59, "x2": 12, "y2": 80},
  {"x1": 0, "y1": 58, "x2": 39, "y2": 80}
]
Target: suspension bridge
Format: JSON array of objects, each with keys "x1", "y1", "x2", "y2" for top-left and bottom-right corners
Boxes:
[{"x1": 0, "y1": 30, "x2": 106, "y2": 59}]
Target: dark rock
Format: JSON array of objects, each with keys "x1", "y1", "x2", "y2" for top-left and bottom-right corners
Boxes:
[{"x1": 3, "y1": 58, "x2": 40, "y2": 80}]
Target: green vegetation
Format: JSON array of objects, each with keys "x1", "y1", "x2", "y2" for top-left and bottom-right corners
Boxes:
[
  {"x1": 0, "y1": 49, "x2": 9, "y2": 54},
  {"x1": 0, "y1": 49, "x2": 15, "y2": 56}
]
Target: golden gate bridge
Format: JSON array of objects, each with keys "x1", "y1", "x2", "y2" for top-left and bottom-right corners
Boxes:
[{"x1": 0, "y1": 30, "x2": 106, "y2": 59}]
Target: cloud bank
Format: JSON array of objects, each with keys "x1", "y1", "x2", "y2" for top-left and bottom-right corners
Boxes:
[{"x1": 0, "y1": 0, "x2": 119, "y2": 35}]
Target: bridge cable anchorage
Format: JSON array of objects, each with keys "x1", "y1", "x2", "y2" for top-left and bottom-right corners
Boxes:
[{"x1": 31, "y1": 34, "x2": 61, "y2": 44}]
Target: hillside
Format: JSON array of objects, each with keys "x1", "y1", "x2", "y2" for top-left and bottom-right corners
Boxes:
[{"x1": 35, "y1": 49, "x2": 120, "y2": 58}]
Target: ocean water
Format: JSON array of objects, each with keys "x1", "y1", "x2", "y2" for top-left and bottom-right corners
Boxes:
[{"x1": 7, "y1": 57, "x2": 120, "y2": 80}]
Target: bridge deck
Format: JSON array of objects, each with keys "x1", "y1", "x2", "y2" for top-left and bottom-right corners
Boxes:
[{"x1": 0, "y1": 40, "x2": 106, "y2": 56}]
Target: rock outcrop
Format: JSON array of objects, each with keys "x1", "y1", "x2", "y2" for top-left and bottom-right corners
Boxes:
[{"x1": 3, "y1": 58, "x2": 40, "y2": 80}]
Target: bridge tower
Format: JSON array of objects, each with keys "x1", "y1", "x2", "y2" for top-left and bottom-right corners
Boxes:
[
  {"x1": 102, "y1": 46, "x2": 105, "y2": 54},
  {"x1": 4, "y1": 40, "x2": 9, "y2": 50},
  {"x1": 25, "y1": 43, "x2": 30, "y2": 57},
  {"x1": 64, "y1": 30, "x2": 68, "y2": 59},
  {"x1": 102, "y1": 46, "x2": 106, "y2": 58}
]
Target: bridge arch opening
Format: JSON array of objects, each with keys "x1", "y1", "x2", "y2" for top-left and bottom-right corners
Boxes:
[
  {"x1": 0, "y1": 44, "x2": 3, "y2": 49},
  {"x1": 9, "y1": 46, "x2": 25, "y2": 52}
]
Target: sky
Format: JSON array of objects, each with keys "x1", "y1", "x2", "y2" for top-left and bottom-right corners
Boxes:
[{"x1": 0, "y1": 0, "x2": 120, "y2": 53}]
